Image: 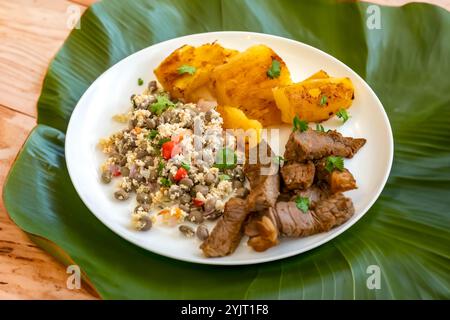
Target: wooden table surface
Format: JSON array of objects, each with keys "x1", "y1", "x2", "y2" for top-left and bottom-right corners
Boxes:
[{"x1": 0, "y1": 0, "x2": 448, "y2": 300}]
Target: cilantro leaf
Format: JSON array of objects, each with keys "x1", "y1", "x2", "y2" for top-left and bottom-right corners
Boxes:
[
  {"x1": 137, "y1": 78, "x2": 144, "y2": 86},
  {"x1": 219, "y1": 174, "x2": 231, "y2": 181},
  {"x1": 273, "y1": 155, "x2": 285, "y2": 165},
  {"x1": 157, "y1": 160, "x2": 165, "y2": 175},
  {"x1": 159, "y1": 177, "x2": 172, "y2": 187},
  {"x1": 181, "y1": 162, "x2": 190, "y2": 171},
  {"x1": 147, "y1": 129, "x2": 158, "y2": 140},
  {"x1": 320, "y1": 95, "x2": 327, "y2": 106},
  {"x1": 150, "y1": 95, "x2": 175, "y2": 115},
  {"x1": 177, "y1": 65, "x2": 197, "y2": 75},
  {"x1": 295, "y1": 196, "x2": 310, "y2": 213},
  {"x1": 336, "y1": 108, "x2": 350, "y2": 123},
  {"x1": 214, "y1": 148, "x2": 237, "y2": 170},
  {"x1": 316, "y1": 124, "x2": 325, "y2": 132},
  {"x1": 325, "y1": 156, "x2": 345, "y2": 173},
  {"x1": 157, "y1": 137, "x2": 171, "y2": 148},
  {"x1": 267, "y1": 59, "x2": 281, "y2": 79},
  {"x1": 293, "y1": 115, "x2": 308, "y2": 132}
]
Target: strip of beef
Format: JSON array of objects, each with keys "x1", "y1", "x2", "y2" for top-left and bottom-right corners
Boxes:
[
  {"x1": 280, "y1": 161, "x2": 315, "y2": 190},
  {"x1": 244, "y1": 140, "x2": 280, "y2": 212},
  {"x1": 275, "y1": 202, "x2": 316, "y2": 237},
  {"x1": 277, "y1": 193, "x2": 354, "y2": 237},
  {"x1": 292, "y1": 184, "x2": 331, "y2": 202},
  {"x1": 246, "y1": 174, "x2": 280, "y2": 212},
  {"x1": 284, "y1": 129, "x2": 366, "y2": 161},
  {"x1": 315, "y1": 159, "x2": 357, "y2": 193},
  {"x1": 245, "y1": 190, "x2": 354, "y2": 251},
  {"x1": 201, "y1": 198, "x2": 249, "y2": 257},
  {"x1": 314, "y1": 193, "x2": 355, "y2": 229}
]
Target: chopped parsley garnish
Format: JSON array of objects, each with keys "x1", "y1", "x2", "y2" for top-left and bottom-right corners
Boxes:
[
  {"x1": 273, "y1": 155, "x2": 285, "y2": 165},
  {"x1": 150, "y1": 95, "x2": 176, "y2": 115},
  {"x1": 181, "y1": 162, "x2": 190, "y2": 171},
  {"x1": 177, "y1": 64, "x2": 197, "y2": 75},
  {"x1": 267, "y1": 59, "x2": 281, "y2": 79},
  {"x1": 160, "y1": 177, "x2": 172, "y2": 187},
  {"x1": 157, "y1": 160, "x2": 165, "y2": 175},
  {"x1": 147, "y1": 129, "x2": 158, "y2": 140},
  {"x1": 336, "y1": 108, "x2": 350, "y2": 123},
  {"x1": 325, "y1": 156, "x2": 344, "y2": 173},
  {"x1": 293, "y1": 115, "x2": 308, "y2": 132},
  {"x1": 219, "y1": 174, "x2": 231, "y2": 181},
  {"x1": 157, "y1": 137, "x2": 171, "y2": 148},
  {"x1": 315, "y1": 124, "x2": 325, "y2": 132},
  {"x1": 137, "y1": 78, "x2": 144, "y2": 86},
  {"x1": 295, "y1": 196, "x2": 310, "y2": 213},
  {"x1": 320, "y1": 95, "x2": 327, "y2": 106},
  {"x1": 214, "y1": 148, "x2": 237, "y2": 170}
]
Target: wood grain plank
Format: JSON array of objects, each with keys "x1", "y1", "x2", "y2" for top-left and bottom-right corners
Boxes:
[
  {"x1": 0, "y1": 210, "x2": 96, "y2": 299},
  {"x1": 0, "y1": 105, "x2": 96, "y2": 299},
  {"x1": 70, "y1": 0, "x2": 98, "y2": 6},
  {"x1": 0, "y1": 105, "x2": 36, "y2": 195},
  {"x1": 0, "y1": 0, "x2": 98, "y2": 299},
  {"x1": 0, "y1": 0, "x2": 88, "y2": 117}
]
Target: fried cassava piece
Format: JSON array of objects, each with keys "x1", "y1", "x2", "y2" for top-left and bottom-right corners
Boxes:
[
  {"x1": 216, "y1": 105, "x2": 262, "y2": 145},
  {"x1": 273, "y1": 70, "x2": 355, "y2": 123},
  {"x1": 154, "y1": 43, "x2": 238, "y2": 102},
  {"x1": 211, "y1": 44, "x2": 292, "y2": 126},
  {"x1": 155, "y1": 44, "x2": 356, "y2": 127}
]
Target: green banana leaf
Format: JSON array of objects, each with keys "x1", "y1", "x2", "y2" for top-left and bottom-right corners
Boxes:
[{"x1": 3, "y1": 0, "x2": 450, "y2": 299}]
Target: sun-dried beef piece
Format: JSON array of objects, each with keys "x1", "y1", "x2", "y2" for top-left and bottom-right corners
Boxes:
[
  {"x1": 280, "y1": 161, "x2": 315, "y2": 190},
  {"x1": 284, "y1": 129, "x2": 366, "y2": 161},
  {"x1": 200, "y1": 198, "x2": 249, "y2": 257}
]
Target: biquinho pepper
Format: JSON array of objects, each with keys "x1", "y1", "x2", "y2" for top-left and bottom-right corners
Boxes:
[
  {"x1": 161, "y1": 141, "x2": 176, "y2": 160},
  {"x1": 192, "y1": 198, "x2": 205, "y2": 207},
  {"x1": 111, "y1": 165, "x2": 121, "y2": 177},
  {"x1": 173, "y1": 167, "x2": 188, "y2": 181}
]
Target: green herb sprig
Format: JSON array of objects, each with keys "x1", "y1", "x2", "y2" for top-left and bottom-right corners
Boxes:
[
  {"x1": 315, "y1": 124, "x2": 325, "y2": 132},
  {"x1": 273, "y1": 155, "x2": 285, "y2": 165},
  {"x1": 293, "y1": 115, "x2": 308, "y2": 132},
  {"x1": 150, "y1": 95, "x2": 176, "y2": 115},
  {"x1": 160, "y1": 177, "x2": 172, "y2": 187},
  {"x1": 177, "y1": 65, "x2": 196, "y2": 75},
  {"x1": 214, "y1": 148, "x2": 237, "y2": 170},
  {"x1": 295, "y1": 196, "x2": 310, "y2": 213},
  {"x1": 336, "y1": 108, "x2": 350, "y2": 123},
  {"x1": 325, "y1": 156, "x2": 344, "y2": 172},
  {"x1": 181, "y1": 162, "x2": 191, "y2": 171},
  {"x1": 267, "y1": 59, "x2": 281, "y2": 79},
  {"x1": 147, "y1": 129, "x2": 158, "y2": 140},
  {"x1": 219, "y1": 174, "x2": 231, "y2": 181}
]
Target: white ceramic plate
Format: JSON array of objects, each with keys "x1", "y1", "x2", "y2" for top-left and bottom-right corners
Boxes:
[{"x1": 65, "y1": 32, "x2": 393, "y2": 265}]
